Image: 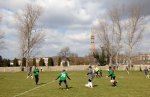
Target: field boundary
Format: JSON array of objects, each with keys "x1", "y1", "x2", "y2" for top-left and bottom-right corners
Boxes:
[
  {"x1": 13, "y1": 80, "x2": 55, "y2": 97},
  {"x1": 1, "y1": 65, "x2": 150, "y2": 72}
]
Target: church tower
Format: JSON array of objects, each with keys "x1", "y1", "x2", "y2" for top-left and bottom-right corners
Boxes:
[{"x1": 91, "y1": 30, "x2": 95, "y2": 55}]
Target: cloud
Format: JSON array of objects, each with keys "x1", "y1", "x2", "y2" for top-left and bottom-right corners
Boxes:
[
  {"x1": 1, "y1": 37, "x2": 19, "y2": 59},
  {"x1": 0, "y1": 0, "x2": 150, "y2": 59},
  {"x1": 0, "y1": 0, "x2": 31, "y2": 12},
  {"x1": 101, "y1": 0, "x2": 150, "y2": 16},
  {"x1": 38, "y1": 0, "x2": 99, "y2": 29},
  {"x1": 23, "y1": 26, "x2": 91, "y2": 58}
]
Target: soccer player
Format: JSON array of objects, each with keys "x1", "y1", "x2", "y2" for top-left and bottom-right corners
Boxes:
[
  {"x1": 107, "y1": 66, "x2": 117, "y2": 87},
  {"x1": 86, "y1": 65, "x2": 95, "y2": 88},
  {"x1": 40, "y1": 67, "x2": 43, "y2": 72},
  {"x1": 56, "y1": 69, "x2": 71, "y2": 90},
  {"x1": 126, "y1": 66, "x2": 129, "y2": 75},
  {"x1": 99, "y1": 67, "x2": 103, "y2": 77},
  {"x1": 27, "y1": 66, "x2": 33, "y2": 79},
  {"x1": 94, "y1": 66, "x2": 100, "y2": 78},
  {"x1": 144, "y1": 67, "x2": 149, "y2": 78},
  {"x1": 33, "y1": 66, "x2": 39, "y2": 85}
]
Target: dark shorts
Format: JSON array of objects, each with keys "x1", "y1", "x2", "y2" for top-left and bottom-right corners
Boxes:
[
  {"x1": 145, "y1": 72, "x2": 148, "y2": 75},
  {"x1": 59, "y1": 80, "x2": 67, "y2": 83},
  {"x1": 95, "y1": 71, "x2": 99, "y2": 74},
  {"x1": 111, "y1": 76, "x2": 116, "y2": 80},
  {"x1": 34, "y1": 75, "x2": 39, "y2": 78}
]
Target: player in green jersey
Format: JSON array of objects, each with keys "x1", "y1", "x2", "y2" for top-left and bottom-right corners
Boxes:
[
  {"x1": 107, "y1": 66, "x2": 117, "y2": 87},
  {"x1": 94, "y1": 66, "x2": 101, "y2": 78},
  {"x1": 56, "y1": 69, "x2": 71, "y2": 89},
  {"x1": 99, "y1": 68, "x2": 103, "y2": 77},
  {"x1": 33, "y1": 66, "x2": 39, "y2": 85}
]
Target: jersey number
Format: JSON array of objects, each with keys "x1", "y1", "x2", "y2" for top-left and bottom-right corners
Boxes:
[{"x1": 61, "y1": 73, "x2": 66, "y2": 78}]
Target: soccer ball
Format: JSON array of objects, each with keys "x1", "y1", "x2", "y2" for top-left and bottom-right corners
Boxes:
[
  {"x1": 85, "y1": 82, "x2": 93, "y2": 88},
  {"x1": 110, "y1": 80, "x2": 114, "y2": 83},
  {"x1": 85, "y1": 84, "x2": 89, "y2": 87}
]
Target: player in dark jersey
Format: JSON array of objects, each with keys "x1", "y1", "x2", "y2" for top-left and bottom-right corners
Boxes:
[
  {"x1": 144, "y1": 67, "x2": 149, "y2": 78},
  {"x1": 85, "y1": 65, "x2": 95, "y2": 88}
]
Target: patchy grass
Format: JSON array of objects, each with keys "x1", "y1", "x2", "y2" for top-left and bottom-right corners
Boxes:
[{"x1": 0, "y1": 70, "x2": 149, "y2": 97}]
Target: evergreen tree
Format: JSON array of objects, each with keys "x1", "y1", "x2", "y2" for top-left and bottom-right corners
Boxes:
[
  {"x1": 93, "y1": 52, "x2": 100, "y2": 64},
  {"x1": 0, "y1": 56, "x2": 2, "y2": 67},
  {"x1": 39, "y1": 58, "x2": 45, "y2": 66},
  {"x1": 2, "y1": 59, "x2": 10, "y2": 67},
  {"x1": 2, "y1": 59, "x2": 7, "y2": 67},
  {"x1": 58, "y1": 57, "x2": 61, "y2": 66},
  {"x1": 99, "y1": 49, "x2": 107, "y2": 66},
  {"x1": 33, "y1": 58, "x2": 36, "y2": 66},
  {"x1": 22, "y1": 57, "x2": 26, "y2": 66},
  {"x1": 7, "y1": 59, "x2": 10, "y2": 67},
  {"x1": 13, "y1": 58, "x2": 19, "y2": 66},
  {"x1": 48, "y1": 57, "x2": 54, "y2": 66},
  {"x1": 94, "y1": 49, "x2": 107, "y2": 66}
]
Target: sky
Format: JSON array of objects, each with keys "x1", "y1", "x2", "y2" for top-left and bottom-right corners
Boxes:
[{"x1": 0, "y1": 0, "x2": 150, "y2": 59}]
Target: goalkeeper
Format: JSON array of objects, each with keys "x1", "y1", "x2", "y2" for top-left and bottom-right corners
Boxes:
[{"x1": 56, "y1": 69, "x2": 71, "y2": 89}]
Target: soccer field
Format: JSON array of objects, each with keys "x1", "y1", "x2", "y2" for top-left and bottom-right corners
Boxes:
[{"x1": 0, "y1": 71, "x2": 150, "y2": 97}]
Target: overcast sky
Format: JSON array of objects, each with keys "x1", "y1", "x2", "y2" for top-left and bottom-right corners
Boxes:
[{"x1": 0, "y1": 0, "x2": 150, "y2": 59}]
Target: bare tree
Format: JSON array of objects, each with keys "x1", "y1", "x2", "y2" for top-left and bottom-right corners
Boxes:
[
  {"x1": 96, "y1": 4, "x2": 145, "y2": 67},
  {"x1": 0, "y1": 14, "x2": 5, "y2": 51},
  {"x1": 58, "y1": 47, "x2": 72, "y2": 66},
  {"x1": 16, "y1": 4, "x2": 45, "y2": 67},
  {"x1": 58, "y1": 47, "x2": 78, "y2": 63},
  {"x1": 96, "y1": 6, "x2": 124, "y2": 66},
  {"x1": 108, "y1": 6, "x2": 124, "y2": 66},
  {"x1": 124, "y1": 5, "x2": 145, "y2": 68},
  {"x1": 96, "y1": 19, "x2": 115, "y2": 65},
  {"x1": 58, "y1": 47, "x2": 71, "y2": 58}
]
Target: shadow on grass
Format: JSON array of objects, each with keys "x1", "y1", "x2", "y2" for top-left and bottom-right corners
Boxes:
[
  {"x1": 38, "y1": 83, "x2": 47, "y2": 85},
  {"x1": 93, "y1": 85, "x2": 98, "y2": 87},
  {"x1": 68, "y1": 87, "x2": 73, "y2": 89},
  {"x1": 0, "y1": 77, "x2": 4, "y2": 80},
  {"x1": 59, "y1": 87, "x2": 73, "y2": 90}
]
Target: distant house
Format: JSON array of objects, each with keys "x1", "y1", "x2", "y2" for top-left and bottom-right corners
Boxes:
[
  {"x1": 132, "y1": 53, "x2": 150, "y2": 65},
  {"x1": 10, "y1": 60, "x2": 14, "y2": 66}
]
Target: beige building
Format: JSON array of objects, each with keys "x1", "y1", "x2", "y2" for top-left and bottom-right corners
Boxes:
[{"x1": 132, "y1": 54, "x2": 150, "y2": 65}]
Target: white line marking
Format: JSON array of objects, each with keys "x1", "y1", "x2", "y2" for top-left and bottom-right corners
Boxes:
[
  {"x1": 13, "y1": 80, "x2": 55, "y2": 97},
  {"x1": 0, "y1": 77, "x2": 23, "y2": 81}
]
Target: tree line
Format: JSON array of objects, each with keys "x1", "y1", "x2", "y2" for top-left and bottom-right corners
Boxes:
[
  {"x1": 0, "y1": 55, "x2": 97, "y2": 67},
  {"x1": 0, "y1": 56, "x2": 55, "y2": 67}
]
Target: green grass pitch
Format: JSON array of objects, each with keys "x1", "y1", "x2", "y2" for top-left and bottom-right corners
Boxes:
[{"x1": 0, "y1": 71, "x2": 150, "y2": 97}]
